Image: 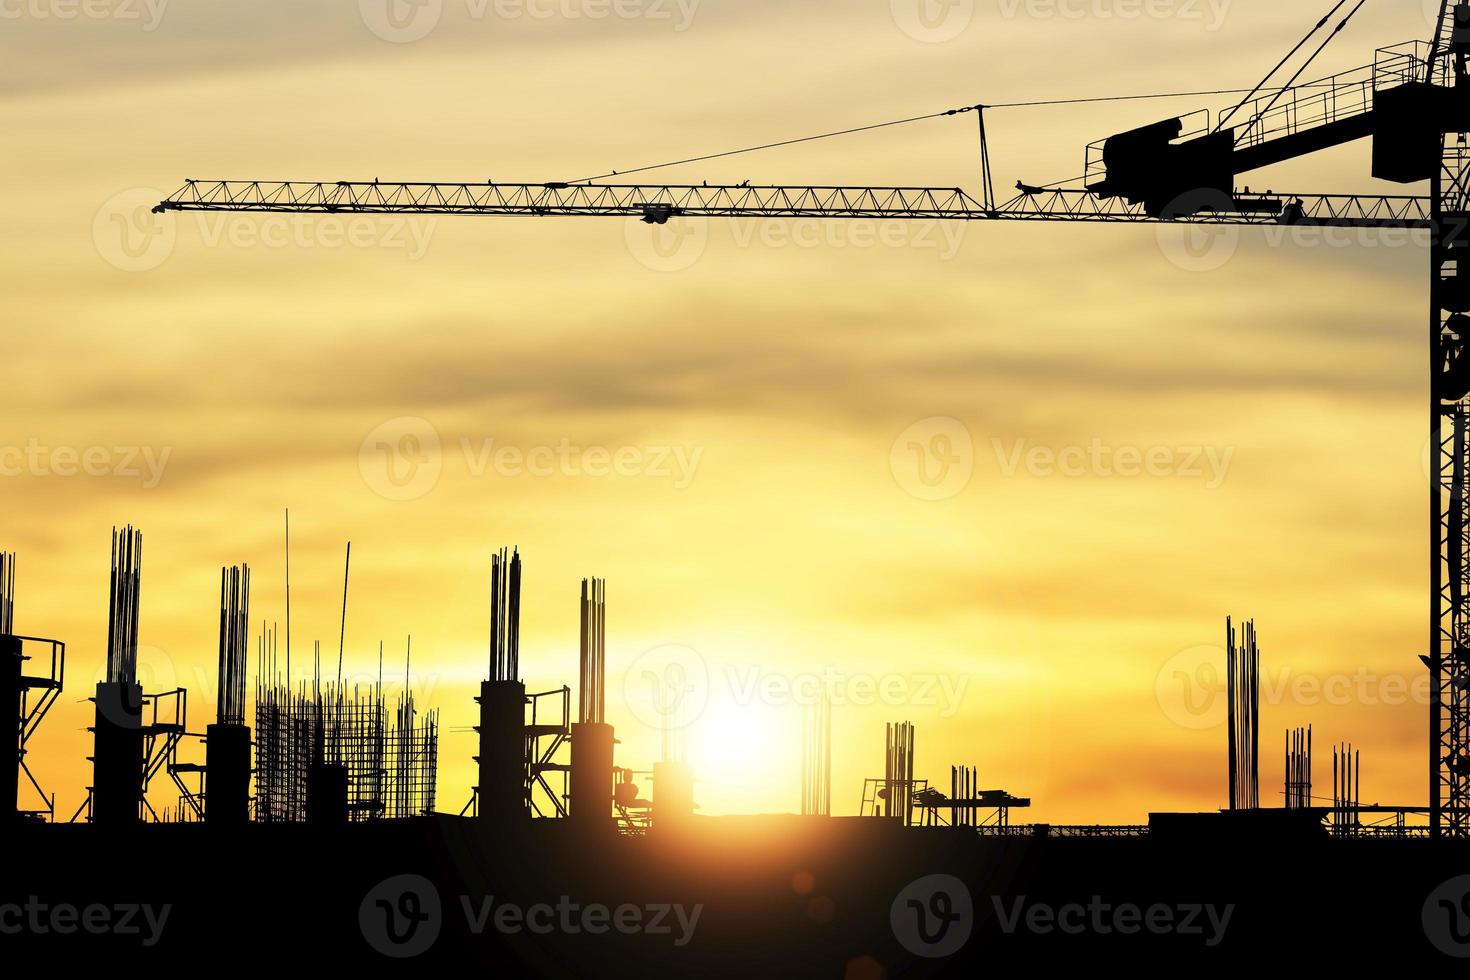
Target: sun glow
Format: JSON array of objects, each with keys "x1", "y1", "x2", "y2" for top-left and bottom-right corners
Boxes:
[{"x1": 686, "y1": 696, "x2": 799, "y2": 815}]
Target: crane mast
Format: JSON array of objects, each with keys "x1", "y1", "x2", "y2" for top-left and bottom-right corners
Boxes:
[
  {"x1": 154, "y1": 4, "x2": 1470, "y2": 836},
  {"x1": 1433, "y1": 1, "x2": 1470, "y2": 840}
]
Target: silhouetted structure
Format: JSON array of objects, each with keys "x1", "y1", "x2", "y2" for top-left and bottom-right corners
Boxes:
[
  {"x1": 91, "y1": 526, "x2": 145, "y2": 826},
  {"x1": 571, "y1": 577, "x2": 614, "y2": 829},
  {"x1": 150, "y1": 1, "x2": 1470, "y2": 839},
  {"x1": 1226, "y1": 617, "x2": 1261, "y2": 810},
  {"x1": 4, "y1": 554, "x2": 66, "y2": 824},
  {"x1": 1285, "y1": 725, "x2": 1313, "y2": 809},
  {"x1": 1334, "y1": 742, "x2": 1362, "y2": 835},
  {"x1": 801, "y1": 691, "x2": 831, "y2": 817},
  {"x1": 476, "y1": 548, "x2": 526, "y2": 824},
  {"x1": 882, "y1": 722, "x2": 915, "y2": 826},
  {"x1": 207, "y1": 564, "x2": 251, "y2": 825},
  {"x1": 255, "y1": 680, "x2": 438, "y2": 823}
]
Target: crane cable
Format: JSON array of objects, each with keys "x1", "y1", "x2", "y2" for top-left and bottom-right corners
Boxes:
[
  {"x1": 1214, "y1": 0, "x2": 1346, "y2": 134},
  {"x1": 567, "y1": 83, "x2": 1352, "y2": 185},
  {"x1": 1232, "y1": 0, "x2": 1370, "y2": 146}
]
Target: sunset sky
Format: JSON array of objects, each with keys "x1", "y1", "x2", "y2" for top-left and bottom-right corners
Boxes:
[{"x1": 2, "y1": 0, "x2": 1444, "y2": 823}]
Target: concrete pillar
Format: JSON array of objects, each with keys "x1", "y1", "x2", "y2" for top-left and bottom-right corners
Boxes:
[
  {"x1": 570, "y1": 722, "x2": 614, "y2": 827},
  {"x1": 205, "y1": 723, "x2": 251, "y2": 825},
  {"x1": 2, "y1": 636, "x2": 20, "y2": 820},
  {"x1": 92, "y1": 680, "x2": 144, "y2": 826},
  {"x1": 476, "y1": 680, "x2": 526, "y2": 823}
]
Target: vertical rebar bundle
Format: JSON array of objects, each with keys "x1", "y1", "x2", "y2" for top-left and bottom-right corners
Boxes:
[
  {"x1": 390, "y1": 691, "x2": 439, "y2": 818},
  {"x1": 254, "y1": 679, "x2": 437, "y2": 823},
  {"x1": 801, "y1": 691, "x2": 831, "y2": 816},
  {"x1": 106, "y1": 526, "x2": 143, "y2": 686},
  {"x1": 884, "y1": 721, "x2": 915, "y2": 826},
  {"x1": 1333, "y1": 742, "x2": 1361, "y2": 835},
  {"x1": 950, "y1": 765, "x2": 979, "y2": 827},
  {"x1": 489, "y1": 548, "x2": 522, "y2": 682},
  {"x1": 0, "y1": 552, "x2": 14, "y2": 635},
  {"x1": 1226, "y1": 617, "x2": 1260, "y2": 810},
  {"x1": 1285, "y1": 725, "x2": 1313, "y2": 809},
  {"x1": 216, "y1": 565, "x2": 250, "y2": 726},
  {"x1": 579, "y1": 578, "x2": 605, "y2": 725}
]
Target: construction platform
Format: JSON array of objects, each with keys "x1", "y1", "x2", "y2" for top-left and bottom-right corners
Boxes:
[{"x1": 2, "y1": 813, "x2": 1467, "y2": 969}]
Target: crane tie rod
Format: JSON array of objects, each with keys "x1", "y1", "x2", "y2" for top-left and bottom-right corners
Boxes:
[{"x1": 567, "y1": 83, "x2": 1348, "y2": 185}]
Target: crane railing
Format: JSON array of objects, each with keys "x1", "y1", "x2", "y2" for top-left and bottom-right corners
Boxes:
[
  {"x1": 156, "y1": 180, "x2": 1430, "y2": 228},
  {"x1": 1232, "y1": 41, "x2": 1439, "y2": 149}
]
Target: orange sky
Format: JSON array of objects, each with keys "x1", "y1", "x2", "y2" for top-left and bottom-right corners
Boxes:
[{"x1": 1, "y1": 1, "x2": 1446, "y2": 823}]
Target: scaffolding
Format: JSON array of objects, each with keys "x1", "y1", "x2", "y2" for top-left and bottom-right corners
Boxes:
[{"x1": 254, "y1": 681, "x2": 438, "y2": 823}]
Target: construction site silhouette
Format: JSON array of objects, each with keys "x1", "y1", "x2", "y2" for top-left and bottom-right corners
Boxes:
[{"x1": 11, "y1": 1, "x2": 1470, "y2": 970}]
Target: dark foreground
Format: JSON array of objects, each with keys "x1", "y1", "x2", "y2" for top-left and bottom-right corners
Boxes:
[{"x1": 3, "y1": 814, "x2": 1469, "y2": 970}]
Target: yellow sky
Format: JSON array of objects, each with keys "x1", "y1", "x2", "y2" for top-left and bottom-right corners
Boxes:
[{"x1": 1, "y1": 1, "x2": 1446, "y2": 822}]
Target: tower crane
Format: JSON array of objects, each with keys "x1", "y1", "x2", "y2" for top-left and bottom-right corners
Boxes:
[{"x1": 156, "y1": 3, "x2": 1470, "y2": 837}]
